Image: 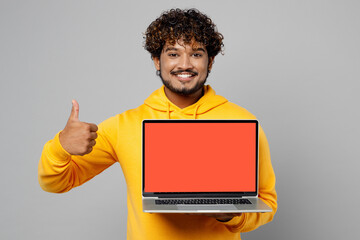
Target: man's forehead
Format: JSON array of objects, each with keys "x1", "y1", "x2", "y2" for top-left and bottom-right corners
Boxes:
[{"x1": 162, "y1": 39, "x2": 206, "y2": 51}]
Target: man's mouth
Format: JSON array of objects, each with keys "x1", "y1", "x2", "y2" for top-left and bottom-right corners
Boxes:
[{"x1": 171, "y1": 70, "x2": 198, "y2": 81}]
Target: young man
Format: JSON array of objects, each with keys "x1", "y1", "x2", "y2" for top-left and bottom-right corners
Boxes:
[{"x1": 39, "y1": 8, "x2": 277, "y2": 239}]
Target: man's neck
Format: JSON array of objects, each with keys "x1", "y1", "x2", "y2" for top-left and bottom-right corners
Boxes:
[{"x1": 164, "y1": 87, "x2": 204, "y2": 109}]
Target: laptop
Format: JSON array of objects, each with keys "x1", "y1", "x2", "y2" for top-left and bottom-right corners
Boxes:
[{"x1": 142, "y1": 119, "x2": 272, "y2": 213}]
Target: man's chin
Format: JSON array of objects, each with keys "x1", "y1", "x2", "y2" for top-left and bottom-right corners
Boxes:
[
  {"x1": 160, "y1": 73, "x2": 207, "y2": 96},
  {"x1": 165, "y1": 84, "x2": 203, "y2": 96}
]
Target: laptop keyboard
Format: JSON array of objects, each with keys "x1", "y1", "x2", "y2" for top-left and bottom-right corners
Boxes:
[{"x1": 155, "y1": 199, "x2": 252, "y2": 205}]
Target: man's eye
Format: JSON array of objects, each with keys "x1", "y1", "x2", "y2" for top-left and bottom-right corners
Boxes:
[
  {"x1": 193, "y1": 53, "x2": 203, "y2": 57},
  {"x1": 168, "y1": 53, "x2": 178, "y2": 57}
]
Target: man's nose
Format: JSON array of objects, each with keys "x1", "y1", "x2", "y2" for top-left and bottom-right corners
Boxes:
[{"x1": 178, "y1": 55, "x2": 193, "y2": 69}]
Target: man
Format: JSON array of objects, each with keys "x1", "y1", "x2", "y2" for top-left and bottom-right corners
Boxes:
[{"x1": 39, "y1": 8, "x2": 277, "y2": 239}]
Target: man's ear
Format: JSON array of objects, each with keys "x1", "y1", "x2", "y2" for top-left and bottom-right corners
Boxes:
[
  {"x1": 153, "y1": 56, "x2": 160, "y2": 71},
  {"x1": 208, "y1": 57, "x2": 215, "y2": 71}
]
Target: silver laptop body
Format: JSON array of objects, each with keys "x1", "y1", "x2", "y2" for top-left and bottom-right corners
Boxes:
[{"x1": 142, "y1": 119, "x2": 272, "y2": 213}]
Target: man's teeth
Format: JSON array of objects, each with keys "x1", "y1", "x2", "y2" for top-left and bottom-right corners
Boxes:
[{"x1": 177, "y1": 74, "x2": 193, "y2": 78}]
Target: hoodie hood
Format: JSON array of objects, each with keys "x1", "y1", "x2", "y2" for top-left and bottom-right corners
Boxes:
[{"x1": 144, "y1": 85, "x2": 228, "y2": 119}]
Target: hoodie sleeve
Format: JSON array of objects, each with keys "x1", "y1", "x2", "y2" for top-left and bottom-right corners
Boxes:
[
  {"x1": 38, "y1": 118, "x2": 118, "y2": 193},
  {"x1": 220, "y1": 126, "x2": 277, "y2": 233}
]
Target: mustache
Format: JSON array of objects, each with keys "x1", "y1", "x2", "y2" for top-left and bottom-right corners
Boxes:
[{"x1": 170, "y1": 69, "x2": 198, "y2": 76}]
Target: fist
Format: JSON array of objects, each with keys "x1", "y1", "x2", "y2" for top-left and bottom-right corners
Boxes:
[{"x1": 59, "y1": 100, "x2": 98, "y2": 156}]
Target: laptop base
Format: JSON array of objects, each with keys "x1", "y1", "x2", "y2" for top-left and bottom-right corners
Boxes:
[{"x1": 143, "y1": 197, "x2": 272, "y2": 213}]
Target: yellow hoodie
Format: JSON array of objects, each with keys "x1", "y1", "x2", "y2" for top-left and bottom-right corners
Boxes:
[{"x1": 39, "y1": 85, "x2": 277, "y2": 240}]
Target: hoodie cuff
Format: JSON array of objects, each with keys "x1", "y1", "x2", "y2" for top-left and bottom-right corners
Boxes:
[
  {"x1": 221, "y1": 213, "x2": 247, "y2": 232},
  {"x1": 47, "y1": 132, "x2": 72, "y2": 163}
]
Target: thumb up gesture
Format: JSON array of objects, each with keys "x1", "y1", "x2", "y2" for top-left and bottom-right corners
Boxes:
[{"x1": 59, "y1": 100, "x2": 98, "y2": 156}]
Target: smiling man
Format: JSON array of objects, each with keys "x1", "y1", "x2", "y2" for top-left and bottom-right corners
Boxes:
[{"x1": 39, "y1": 8, "x2": 277, "y2": 240}]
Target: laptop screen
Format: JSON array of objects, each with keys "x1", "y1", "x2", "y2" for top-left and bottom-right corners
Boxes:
[{"x1": 142, "y1": 120, "x2": 258, "y2": 197}]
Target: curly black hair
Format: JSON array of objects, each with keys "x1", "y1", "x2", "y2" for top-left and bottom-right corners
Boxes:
[{"x1": 144, "y1": 8, "x2": 224, "y2": 59}]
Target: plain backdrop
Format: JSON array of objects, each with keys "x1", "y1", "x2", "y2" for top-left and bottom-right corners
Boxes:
[{"x1": 1, "y1": 0, "x2": 359, "y2": 239}]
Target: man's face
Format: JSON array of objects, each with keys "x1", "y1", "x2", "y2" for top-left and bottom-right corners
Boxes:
[{"x1": 153, "y1": 39, "x2": 213, "y2": 96}]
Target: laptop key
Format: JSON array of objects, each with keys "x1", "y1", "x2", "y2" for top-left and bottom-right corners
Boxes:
[{"x1": 155, "y1": 199, "x2": 252, "y2": 205}]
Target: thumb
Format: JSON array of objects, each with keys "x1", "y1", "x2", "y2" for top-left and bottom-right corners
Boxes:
[{"x1": 69, "y1": 99, "x2": 80, "y2": 121}]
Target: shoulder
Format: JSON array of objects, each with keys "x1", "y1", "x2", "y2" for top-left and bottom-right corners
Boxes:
[
  {"x1": 212, "y1": 101, "x2": 258, "y2": 120},
  {"x1": 98, "y1": 105, "x2": 147, "y2": 132}
]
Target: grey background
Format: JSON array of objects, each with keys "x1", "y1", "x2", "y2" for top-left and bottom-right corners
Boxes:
[{"x1": 1, "y1": 0, "x2": 359, "y2": 239}]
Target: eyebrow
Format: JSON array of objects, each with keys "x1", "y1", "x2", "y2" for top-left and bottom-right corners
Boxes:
[
  {"x1": 164, "y1": 47, "x2": 206, "y2": 53},
  {"x1": 164, "y1": 47, "x2": 178, "y2": 52},
  {"x1": 193, "y1": 47, "x2": 206, "y2": 53}
]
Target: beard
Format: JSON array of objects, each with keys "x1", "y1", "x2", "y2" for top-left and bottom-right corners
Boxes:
[{"x1": 158, "y1": 68, "x2": 209, "y2": 96}]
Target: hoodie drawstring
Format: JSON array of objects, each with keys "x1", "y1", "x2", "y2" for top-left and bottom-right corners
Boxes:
[
  {"x1": 167, "y1": 102, "x2": 199, "y2": 119},
  {"x1": 167, "y1": 102, "x2": 171, "y2": 119},
  {"x1": 193, "y1": 105, "x2": 200, "y2": 119}
]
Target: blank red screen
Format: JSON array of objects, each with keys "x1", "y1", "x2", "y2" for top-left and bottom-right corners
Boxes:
[{"x1": 144, "y1": 122, "x2": 256, "y2": 192}]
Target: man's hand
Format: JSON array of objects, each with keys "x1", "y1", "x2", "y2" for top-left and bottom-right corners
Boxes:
[
  {"x1": 59, "y1": 100, "x2": 98, "y2": 155},
  {"x1": 212, "y1": 213, "x2": 242, "y2": 222}
]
